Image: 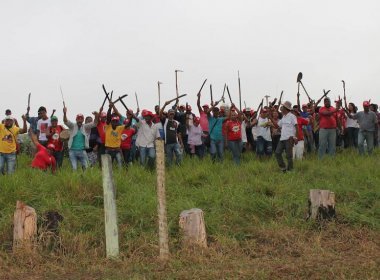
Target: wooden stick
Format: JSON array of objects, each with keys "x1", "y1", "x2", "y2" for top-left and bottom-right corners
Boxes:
[
  {"x1": 210, "y1": 84, "x2": 213, "y2": 104},
  {"x1": 238, "y1": 71, "x2": 242, "y2": 111},
  {"x1": 166, "y1": 94, "x2": 187, "y2": 105},
  {"x1": 135, "y1": 92, "x2": 140, "y2": 108},
  {"x1": 155, "y1": 140, "x2": 169, "y2": 261},
  {"x1": 101, "y1": 154, "x2": 119, "y2": 258},
  {"x1": 226, "y1": 86, "x2": 233, "y2": 104}
]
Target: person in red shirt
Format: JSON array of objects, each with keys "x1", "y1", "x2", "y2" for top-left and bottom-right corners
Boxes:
[
  {"x1": 335, "y1": 100, "x2": 346, "y2": 149},
  {"x1": 30, "y1": 130, "x2": 56, "y2": 173},
  {"x1": 46, "y1": 116, "x2": 65, "y2": 168},
  {"x1": 120, "y1": 118, "x2": 136, "y2": 166},
  {"x1": 225, "y1": 104, "x2": 242, "y2": 165},
  {"x1": 292, "y1": 109, "x2": 310, "y2": 159},
  {"x1": 318, "y1": 97, "x2": 338, "y2": 158}
]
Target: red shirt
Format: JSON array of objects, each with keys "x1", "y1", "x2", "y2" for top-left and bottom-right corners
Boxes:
[
  {"x1": 47, "y1": 125, "x2": 64, "y2": 151},
  {"x1": 336, "y1": 108, "x2": 346, "y2": 129},
  {"x1": 97, "y1": 121, "x2": 107, "y2": 144},
  {"x1": 319, "y1": 106, "x2": 337, "y2": 129},
  {"x1": 296, "y1": 117, "x2": 309, "y2": 140},
  {"x1": 225, "y1": 120, "x2": 242, "y2": 141},
  {"x1": 31, "y1": 144, "x2": 56, "y2": 172},
  {"x1": 120, "y1": 128, "x2": 136, "y2": 149}
]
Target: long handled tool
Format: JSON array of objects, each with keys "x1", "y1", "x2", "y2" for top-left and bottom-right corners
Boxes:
[
  {"x1": 166, "y1": 94, "x2": 187, "y2": 105},
  {"x1": 342, "y1": 80, "x2": 348, "y2": 109},
  {"x1": 60, "y1": 86, "x2": 66, "y2": 107},
  {"x1": 175, "y1": 69, "x2": 183, "y2": 98},
  {"x1": 210, "y1": 84, "x2": 213, "y2": 104},
  {"x1": 226, "y1": 85, "x2": 233, "y2": 104},
  {"x1": 315, "y1": 89, "x2": 331, "y2": 105},
  {"x1": 198, "y1": 79, "x2": 207, "y2": 95},
  {"x1": 118, "y1": 96, "x2": 130, "y2": 112},
  {"x1": 297, "y1": 72, "x2": 312, "y2": 102},
  {"x1": 113, "y1": 94, "x2": 128, "y2": 105},
  {"x1": 278, "y1": 90, "x2": 284, "y2": 106},
  {"x1": 102, "y1": 84, "x2": 112, "y2": 105},
  {"x1": 135, "y1": 92, "x2": 140, "y2": 109},
  {"x1": 158, "y1": 81, "x2": 162, "y2": 109},
  {"x1": 238, "y1": 71, "x2": 242, "y2": 111},
  {"x1": 27, "y1": 92, "x2": 31, "y2": 108}
]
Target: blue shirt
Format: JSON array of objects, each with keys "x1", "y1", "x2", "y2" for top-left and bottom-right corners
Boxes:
[
  {"x1": 208, "y1": 116, "x2": 225, "y2": 141},
  {"x1": 26, "y1": 116, "x2": 39, "y2": 133}
]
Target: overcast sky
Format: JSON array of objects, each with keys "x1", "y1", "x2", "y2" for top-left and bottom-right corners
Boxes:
[{"x1": 1, "y1": 0, "x2": 379, "y2": 120}]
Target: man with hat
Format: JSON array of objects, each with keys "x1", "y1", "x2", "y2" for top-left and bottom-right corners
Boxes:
[
  {"x1": 103, "y1": 103, "x2": 125, "y2": 167},
  {"x1": 0, "y1": 114, "x2": 27, "y2": 174},
  {"x1": 159, "y1": 104, "x2": 183, "y2": 166},
  {"x1": 63, "y1": 106, "x2": 99, "y2": 171},
  {"x1": 135, "y1": 109, "x2": 160, "y2": 168},
  {"x1": 207, "y1": 101, "x2": 226, "y2": 163},
  {"x1": 274, "y1": 101, "x2": 298, "y2": 172},
  {"x1": 318, "y1": 97, "x2": 338, "y2": 158},
  {"x1": 346, "y1": 101, "x2": 378, "y2": 155},
  {"x1": 46, "y1": 115, "x2": 65, "y2": 168}
]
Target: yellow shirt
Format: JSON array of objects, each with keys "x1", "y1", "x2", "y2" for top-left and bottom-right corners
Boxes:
[
  {"x1": 105, "y1": 125, "x2": 124, "y2": 148},
  {"x1": 0, "y1": 124, "x2": 20, "y2": 153}
]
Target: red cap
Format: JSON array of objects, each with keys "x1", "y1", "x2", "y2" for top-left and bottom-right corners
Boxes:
[
  {"x1": 202, "y1": 104, "x2": 209, "y2": 108},
  {"x1": 123, "y1": 118, "x2": 130, "y2": 125},
  {"x1": 76, "y1": 114, "x2": 84, "y2": 120},
  {"x1": 186, "y1": 105, "x2": 192, "y2": 111},
  {"x1": 194, "y1": 116, "x2": 200, "y2": 123},
  {"x1": 142, "y1": 110, "x2": 153, "y2": 117},
  {"x1": 363, "y1": 101, "x2": 370, "y2": 107},
  {"x1": 111, "y1": 116, "x2": 120, "y2": 122},
  {"x1": 100, "y1": 112, "x2": 107, "y2": 118}
]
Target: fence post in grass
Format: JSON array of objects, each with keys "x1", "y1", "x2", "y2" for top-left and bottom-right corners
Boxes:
[
  {"x1": 155, "y1": 139, "x2": 170, "y2": 261},
  {"x1": 101, "y1": 154, "x2": 119, "y2": 258},
  {"x1": 308, "y1": 189, "x2": 336, "y2": 220},
  {"x1": 179, "y1": 208, "x2": 207, "y2": 248},
  {"x1": 13, "y1": 200, "x2": 37, "y2": 252}
]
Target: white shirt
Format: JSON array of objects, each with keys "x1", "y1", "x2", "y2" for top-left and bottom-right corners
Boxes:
[
  {"x1": 37, "y1": 118, "x2": 51, "y2": 141},
  {"x1": 257, "y1": 117, "x2": 272, "y2": 141},
  {"x1": 346, "y1": 114, "x2": 359, "y2": 128},
  {"x1": 278, "y1": 113, "x2": 297, "y2": 141},
  {"x1": 135, "y1": 120, "x2": 160, "y2": 148}
]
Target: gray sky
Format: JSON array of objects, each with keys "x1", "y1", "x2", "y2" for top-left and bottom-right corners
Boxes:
[{"x1": 1, "y1": 0, "x2": 379, "y2": 120}]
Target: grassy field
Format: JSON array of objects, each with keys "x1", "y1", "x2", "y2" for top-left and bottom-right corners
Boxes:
[{"x1": 0, "y1": 149, "x2": 379, "y2": 279}]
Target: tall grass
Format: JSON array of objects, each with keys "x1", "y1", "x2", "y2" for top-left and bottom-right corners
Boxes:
[{"x1": 0, "y1": 149, "x2": 379, "y2": 279}]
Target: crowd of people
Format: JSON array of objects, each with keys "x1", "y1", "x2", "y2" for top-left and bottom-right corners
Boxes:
[{"x1": 0, "y1": 90, "x2": 379, "y2": 174}]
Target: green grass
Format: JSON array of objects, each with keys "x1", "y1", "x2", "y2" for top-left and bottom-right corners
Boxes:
[{"x1": 0, "y1": 149, "x2": 379, "y2": 279}]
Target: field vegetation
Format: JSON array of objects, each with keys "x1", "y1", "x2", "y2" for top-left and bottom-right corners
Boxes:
[{"x1": 0, "y1": 150, "x2": 379, "y2": 279}]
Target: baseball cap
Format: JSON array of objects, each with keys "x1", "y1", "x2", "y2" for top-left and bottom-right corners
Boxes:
[
  {"x1": 363, "y1": 101, "x2": 370, "y2": 107},
  {"x1": 100, "y1": 112, "x2": 107, "y2": 118},
  {"x1": 4, "y1": 115, "x2": 13, "y2": 120},
  {"x1": 168, "y1": 109, "x2": 175, "y2": 114},
  {"x1": 51, "y1": 116, "x2": 58, "y2": 121},
  {"x1": 123, "y1": 118, "x2": 130, "y2": 125},
  {"x1": 111, "y1": 116, "x2": 120, "y2": 121}
]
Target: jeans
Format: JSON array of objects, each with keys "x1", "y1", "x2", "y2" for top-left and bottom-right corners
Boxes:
[
  {"x1": 122, "y1": 148, "x2": 131, "y2": 165},
  {"x1": 69, "y1": 149, "x2": 89, "y2": 171},
  {"x1": 345, "y1": 127, "x2": 359, "y2": 148},
  {"x1": 358, "y1": 130, "x2": 374, "y2": 155},
  {"x1": 53, "y1": 150, "x2": 64, "y2": 168},
  {"x1": 0, "y1": 152, "x2": 16, "y2": 174},
  {"x1": 256, "y1": 136, "x2": 272, "y2": 157},
  {"x1": 105, "y1": 149, "x2": 123, "y2": 167},
  {"x1": 275, "y1": 139, "x2": 294, "y2": 171},
  {"x1": 318, "y1": 128, "x2": 336, "y2": 159},
  {"x1": 139, "y1": 146, "x2": 156, "y2": 167},
  {"x1": 228, "y1": 140, "x2": 242, "y2": 165},
  {"x1": 165, "y1": 142, "x2": 182, "y2": 166},
  {"x1": 210, "y1": 139, "x2": 224, "y2": 162}
]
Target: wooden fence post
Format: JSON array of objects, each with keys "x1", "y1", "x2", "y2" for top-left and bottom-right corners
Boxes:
[
  {"x1": 308, "y1": 189, "x2": 336, "y2": 220},
  {"x1": 101, "y1": 154, "x2": 119, "y2": 258},
  {"x1": 155, "y1": 139, "x2": 169, "y2": 261},
  {"x1": 13, "y1": 201, "x2": 37, "y2": 252},
  {"x1": 179, "y1": 208, "x2": 207, "y2": 248}
]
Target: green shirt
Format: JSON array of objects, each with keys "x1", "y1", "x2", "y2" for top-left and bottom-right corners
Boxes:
[{"x1": 71, "y1": 130, "x2": 85, "y2": 150}]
